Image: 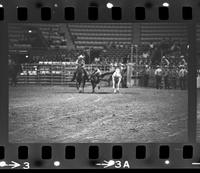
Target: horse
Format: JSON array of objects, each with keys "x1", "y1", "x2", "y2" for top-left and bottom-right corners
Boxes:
[
  {"x1": 112, "y1": 67, "x2": 122, "y2": 93},
  {"x1": 8, "y1": 60, "x2": 22, "y2": 86},
  {"x1": 90, "y1": 71, "x2": 114, "y2": 93},
  {"x1": 71, "y1": 66, "x2": 89, "y2": 93}
]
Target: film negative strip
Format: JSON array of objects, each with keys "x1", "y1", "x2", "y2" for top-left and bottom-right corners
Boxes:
[{"x1": 0, "y1": 0, "x2": 199, "y2": 169}]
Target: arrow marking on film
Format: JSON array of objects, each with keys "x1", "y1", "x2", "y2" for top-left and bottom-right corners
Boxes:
[{"x1": 8, "y1": 161, "x2": 20, "y2": 169}]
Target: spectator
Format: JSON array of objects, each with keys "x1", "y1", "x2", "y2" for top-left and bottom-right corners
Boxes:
[
  {"x1": 154, "y1": 65, "x2": 163, "y2": 89},
  {"x1": 163, "y1": 66, "x2": 170, "y2": 89},
  {"x1": 171, "y1": 66, "x2": 178, "y2": 89},
  {"x1": 143, "y1": 65, "x2": 150, "y2": 87},
  {"x1": 178, "y1": 66, "x2": 188, "y2": 90}
]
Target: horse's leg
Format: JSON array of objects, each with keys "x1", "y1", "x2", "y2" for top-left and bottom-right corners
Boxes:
[
  {"x1": 82, "y1": 81, "x2": 85, "y2": 93},
  {"x1": 97, "y1": 83, "x2": 100, "y2": 90},
  {"x1": 71, "y1": 70, "x2": 77, "y2": 82},
  {"x1": 92, "y1": 83, "x2": 96, "y2": 93},
  {"x1": 78, "y1": 82, "x2": 82, "y2": 93}
]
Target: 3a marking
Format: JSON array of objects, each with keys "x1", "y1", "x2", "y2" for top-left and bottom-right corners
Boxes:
[{"x1": 96, "y1": 160, "x2": 130, "y2": 168}]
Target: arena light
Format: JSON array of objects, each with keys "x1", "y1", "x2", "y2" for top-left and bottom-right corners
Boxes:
[
  {"x1": 54, "y1": 3, "x2": 58, "y2": 8},
  {"x1": 28, "y1": 30, "x2": 32, "y2": 33},
  {"x1": 0, "y1": 4, "x2": 3, "y2": 8},
  {"x1": 25, "y1": 55, "x2": 29, "y2": 58},
  {"x1": 162, "y1": 2, "x2": 169, "y2": 7},
  {"x1": 106, "y1": 2, "x2": 113, "y2": 8}
]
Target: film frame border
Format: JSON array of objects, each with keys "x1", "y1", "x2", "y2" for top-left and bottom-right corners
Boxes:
[{"x1": 0, "y1": 0, "x2": 198, "y2": 169}]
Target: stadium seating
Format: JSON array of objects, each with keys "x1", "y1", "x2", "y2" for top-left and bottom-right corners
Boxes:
[
  {"x1": 8, "y1": 23, "x2": 74, "y2": 51},
  {"x1": 140, "y1": 23, "x2": 188, "y2": 44},
  {"x1": 8, "y1": 23, "x2": 189, "y2": 65},
  {"x1": 8, "y1": 24, "x2": 47, "y2": 50},
  {"x1": 68, "y1": 23, "x2": 133, "y2": 49}
]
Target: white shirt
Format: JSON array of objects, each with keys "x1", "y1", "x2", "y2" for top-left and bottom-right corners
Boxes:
[
  {"x1": 179, "y1": 69, "x2": 187, "y2": 77},
  {"x1": 155, "y1": 68, "x2": 162, "y2": 76},
  {"x1": 113, "y1": 68, "x2": 122, "y2": 78}
]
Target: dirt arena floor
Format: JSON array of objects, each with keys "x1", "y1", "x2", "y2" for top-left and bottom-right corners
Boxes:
[{"x1": 9, "y1": 85, "x2": 188, "y2": 143}]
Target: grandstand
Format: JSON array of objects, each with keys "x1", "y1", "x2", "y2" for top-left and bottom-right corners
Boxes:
[
  {"x1": 8, "y1": 23, "x2": 188, "y2": 64},
  {"x1": 68, "y1": 23, "x2": 133, "y2": 49},
  {"x1": 139, "y1": 23, "x2": 188, "y2": 44}
]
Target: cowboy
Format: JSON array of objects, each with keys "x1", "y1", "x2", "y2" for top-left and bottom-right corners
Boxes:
[
  {"x1": 75, "y1": 54, "x2": 85, "y2": 67},
  {"x1": 91, "y1": 66, "x2": 102, "y2": 81},
  {"x1": 163, "y1": 65, "x2": 170, "y2": 89},
  {"x1": 91, "y1": 66, "x2": 102, "y2": 89},
  {"x1": 178, "y1": 65, "x2": 188, "y2": 90},
  {"x1": 112, "y1": 63, "x2": 122, "y2": 93},
  {"x1": 143, "y1": 65, "x2": 150, "y2": 87},
  {"x1": 154, "y1": 65, "x2": 163, "y2": 89},
  {"x1": 71, "y1": 54, "x2": 88, "y2": 82},
  {"x1": 120, "y1": 63, "x2": 127, "y2": 88},
  {"x1": 171, "y1": 66, "x2": 178, "y2": 89}
]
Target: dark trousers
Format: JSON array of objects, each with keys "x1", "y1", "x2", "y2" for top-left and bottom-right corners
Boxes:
[
  {"x1": 155, "y1": 76, "x2": 162, "y2": 89},
  {"x1": 171, "y1": 77, "x2": 177, "y2": 89},
  {"x1": 164, "y1": 76, "x2": 169, "y2": 89},
  {"x1": 179, "y1": 77, "x2": 186, "y2": 90},
  {"x1": 121, "y1": 76, "x2": 127, "y2": 88},
  {"x1": 143, "y1": 74, "x2": 149, "y2": 87}
]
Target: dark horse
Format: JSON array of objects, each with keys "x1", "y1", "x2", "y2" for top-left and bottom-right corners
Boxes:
[
  {"x1": 90, "y1": 71, "x2": 114, "y2": 93},
  {"x1": 71, "y1": 66, "x2": 89, "y2": 93},
  {"x1": 8, "y1": 60, "x2": 22, "y2": 86}
]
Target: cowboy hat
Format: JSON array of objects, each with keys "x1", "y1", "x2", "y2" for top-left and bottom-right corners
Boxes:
[{"x1": 78, "y1": 55, "x2": 84, "y2": 58}]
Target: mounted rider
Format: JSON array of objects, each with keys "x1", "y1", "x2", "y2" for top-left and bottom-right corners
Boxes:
[
  {"x1": 90, "y1": 66, "x2": 102, "y2": 90},
  {"x1": 71, "y1": 54, "x2": 88, "y2": 82}
]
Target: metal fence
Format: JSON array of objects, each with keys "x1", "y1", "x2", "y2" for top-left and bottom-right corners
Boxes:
[
  {"x1": 12, "y1": 63, "x2": 186, "y2": 89},
  {"x1": 15, "y1": 63, "x2": 111, "y2": 85}
]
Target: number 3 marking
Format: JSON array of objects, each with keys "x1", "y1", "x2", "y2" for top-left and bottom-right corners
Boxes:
[
  {"x1": 115, "y1": 161, "x2": 121, "y2": 168},
  {"x1": 23, "y1": 162, "x2": 30, "y2": 169}
]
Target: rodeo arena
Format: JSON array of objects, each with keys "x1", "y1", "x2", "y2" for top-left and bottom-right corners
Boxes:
[{"x1": 8, "y1": 23, "x2": 189, "y2": 143}]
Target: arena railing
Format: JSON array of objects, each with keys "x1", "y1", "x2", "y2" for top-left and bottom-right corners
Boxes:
[
  {"x1": 15, "y1": 63, "x2": 111, "y2": 86},
  {"x1": 10, "y1": 62, "x2": 187, "y2": 89}
]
